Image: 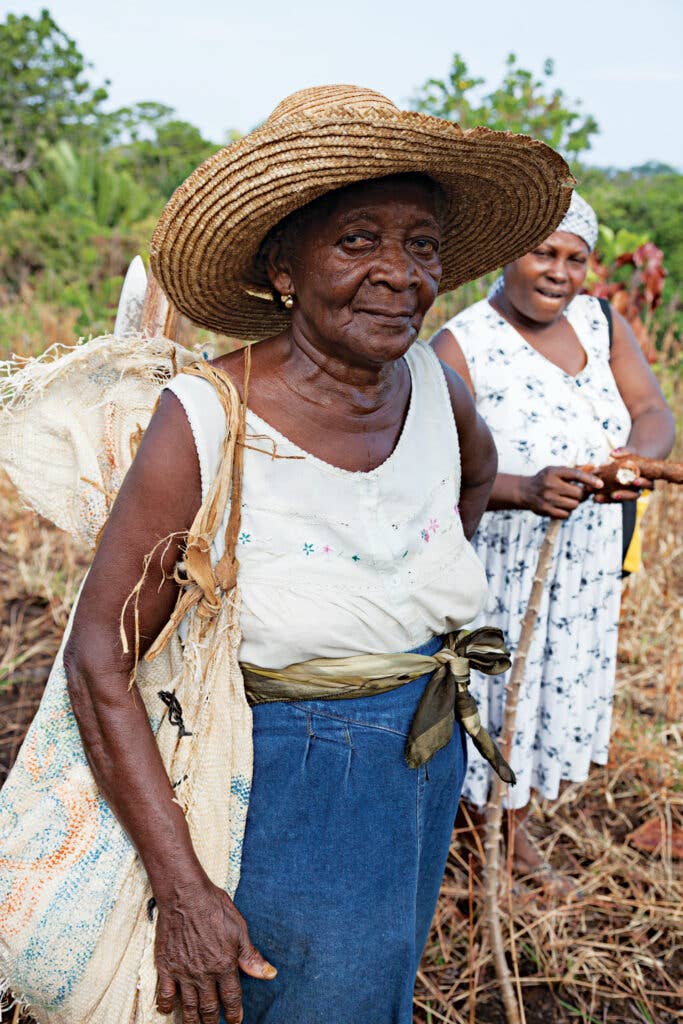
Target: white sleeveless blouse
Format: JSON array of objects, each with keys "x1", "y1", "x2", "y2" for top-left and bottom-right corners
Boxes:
[{"x1": 166, "y1": 341, "x2": 487, "y2": 668}]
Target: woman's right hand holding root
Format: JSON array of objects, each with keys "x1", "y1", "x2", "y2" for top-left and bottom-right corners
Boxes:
[
  {"x1": 520, "y1": 466, "x2": 604, "y2": 519},
  {"x1": 155, "y1": 875, "x2": 276, "y2": 1024}
]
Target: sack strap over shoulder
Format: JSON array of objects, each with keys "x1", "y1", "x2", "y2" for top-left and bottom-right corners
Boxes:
[
  {"x1": 597, "y1": 296, "x2": 613, "y2": 348},
  {"x1": 143, "y1": 348, "x2": 251, "y2": 662}
]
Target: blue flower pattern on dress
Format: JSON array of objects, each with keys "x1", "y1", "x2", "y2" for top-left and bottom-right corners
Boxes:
[{"x1": 446, "y1": 296, "x2": 631, "y2": 809}]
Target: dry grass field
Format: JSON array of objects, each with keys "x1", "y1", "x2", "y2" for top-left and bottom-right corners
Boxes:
[{"x1": 0, "y1": 329, "x2": 681, "y2": 1024}]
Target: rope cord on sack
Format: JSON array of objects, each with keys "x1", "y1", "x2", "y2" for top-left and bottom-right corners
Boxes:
[{"x1": 119, "y1": 348, "x2": 252, "y2": 679}]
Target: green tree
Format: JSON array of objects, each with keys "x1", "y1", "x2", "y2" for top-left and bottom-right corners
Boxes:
[
  {"x1": 0, "y1": 8, "x2": 109, "y2": 181},
  {"x1": 413, "y1": 53, "x2": 599, "y2": 160},
  {"x1": 581, "y1": 165, "x2": 683, "y2": 290},
  {"x1": 19, "y1": 139, "x2": 160, "y2": 227},
  {"x1": 112, "y1": 113, "x2": 220, "y2": 198}
]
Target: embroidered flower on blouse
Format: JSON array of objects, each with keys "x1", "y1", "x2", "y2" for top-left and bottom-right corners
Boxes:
[
  {"x1": 420, "y1": 529, "x2": 430, "y2": 543},
  {"x1": 428, "y1": 517, "x2": 439, "y2": 533},
  {"x1": 238, "y1": 532, "x2": 251, "y2": 545},
  {"x1": 322, "y1": 545, "x2": 332, "y2": 554},
  {"x1": 351, "y1": 554, "x2": 361, "y2": 562},
  {"x1": 303, "y1": 543, "x2": 315, "y2": 556}
]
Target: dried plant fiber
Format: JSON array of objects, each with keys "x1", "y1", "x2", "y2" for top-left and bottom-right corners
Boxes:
[
  {"x1": 150, "y1": 84, "x2": 574, "y2": 340},
  {"x1": 0, "y1": 336, "x2": 253, "y2": 1024}
]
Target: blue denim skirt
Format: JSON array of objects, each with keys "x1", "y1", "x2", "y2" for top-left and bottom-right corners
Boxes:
[{"x1": 225, "y1": 636, "x2": 466, "y2": 1024}]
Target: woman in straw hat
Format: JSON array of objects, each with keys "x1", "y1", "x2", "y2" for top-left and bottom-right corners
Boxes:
[
  {"x1": 64, "y1": 85, "x2": 572, "y2": 1023},
  {"x1": 432, "y1": 192, "x2": 674, "y2": 897}
]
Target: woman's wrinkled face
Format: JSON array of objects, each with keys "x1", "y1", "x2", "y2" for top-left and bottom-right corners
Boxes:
[
  {"x1": 502, "y1": 230, "x2": 590, "y2": 324},
  {"x1": 266, "y1": 175, "x2": 443, "y2": 365}
]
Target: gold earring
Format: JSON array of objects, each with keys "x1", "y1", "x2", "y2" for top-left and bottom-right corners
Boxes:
[{"x1": 281, "y1": 293, "x2": 294, "y2": 310}]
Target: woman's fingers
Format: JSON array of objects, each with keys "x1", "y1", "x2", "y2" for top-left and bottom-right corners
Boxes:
[
  {"x1": 550, "y1": 482, "x2": 584, "y2": 502},
  {"x1": 237, "y1": 935, "x2": 277, "y2": 980},
  {"x1": 544, "y1": 493, "x2": 580, "y2": 512},
  {"x1": 158, "y1": 971, "x2": 242, "y2": 1024},
  {"x1": 218, "y1": 972, "x2": 244, "y2": 1024},
  {"x1": 552, "y1": 481, "x2": 587, "y2": 503},
  {"x1": 215, "y1": 935, "x2": 277, "y2": 1023},
  {"x1": 613, "y1": 490, "x2": 639, "y2": 501},
  {"x1": 595, "y1": 484, "x2": 642, "y2": 503},
  {"x1": 179, "y1": 982, "x2": 201, "y2": 1024},
  {"x1": 156, "y1": 971, "x2": 177, "y2": 1015},
  {"x1": 197, "y1": 982, "x2": 222, "y2": 1024},
  {"x1": 557, "y1": 467, "x2": 604, "y2": 490},
  {"x1": 542, "y1": 503, "x2": 571, "y2": 519}
]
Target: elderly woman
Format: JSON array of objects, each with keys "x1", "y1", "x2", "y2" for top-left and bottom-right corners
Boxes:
[
  {"x1": 432, "y1": 192, "x2": 675, "y2": 893},
  {"x1": 63, "y1": 86, "x2": 571, "y2": 1023}
]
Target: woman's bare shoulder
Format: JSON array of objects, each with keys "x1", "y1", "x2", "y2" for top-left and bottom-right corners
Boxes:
[
  {"x1": 430, "y1": 330, "x2": 475, "y2": 397},
  {"x1": 211, "y1": 336, "x2": 285, "y2": 397}
]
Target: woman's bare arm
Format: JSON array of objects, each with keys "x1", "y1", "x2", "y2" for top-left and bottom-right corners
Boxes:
[
  {"x1": 436, "y1": 355, "x2": 497, "y2": 540},
  {"x1": 609, "y1": 309, "x2": 675, "y2": 459},
  {"x1": 63, "y1": 391, "x2": 273, "y2": 1024},
  {"x1": 593, "y1": 309, "x2": 677, "y2": 502},
  {"x1": 589, "y1": 311, "x2": 675, "y2": 503},
  {"x1": 64, "y1": 392, "x2": 204, "y2": 894}
]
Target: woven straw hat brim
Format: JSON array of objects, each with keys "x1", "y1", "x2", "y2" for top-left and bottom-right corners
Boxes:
[{"x1": 150, "y1": 107, "x2": 573, "y2": 340}]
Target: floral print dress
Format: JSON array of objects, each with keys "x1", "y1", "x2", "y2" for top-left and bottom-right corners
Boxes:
[{"x1": 442, "y1": 296, "x2": 632, "y2": 808}]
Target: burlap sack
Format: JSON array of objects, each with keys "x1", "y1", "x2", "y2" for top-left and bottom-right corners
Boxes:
[{"x1": 0, "y1": 336, "x2": 253, "y2": 1023}]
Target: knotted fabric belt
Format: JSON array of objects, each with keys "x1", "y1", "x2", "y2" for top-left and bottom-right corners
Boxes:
[{"x1": 241, "y1": 627, "x2": 516, "y2": 784}]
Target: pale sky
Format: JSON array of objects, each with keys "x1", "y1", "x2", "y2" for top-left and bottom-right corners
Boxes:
[{"x1": 6, "y1": 0, "x2": 683, "y2": 169}]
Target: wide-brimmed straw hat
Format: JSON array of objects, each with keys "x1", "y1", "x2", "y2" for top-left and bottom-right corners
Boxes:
[{"x1": 150, "y1": 84, "x2": 573, "y2": 340}]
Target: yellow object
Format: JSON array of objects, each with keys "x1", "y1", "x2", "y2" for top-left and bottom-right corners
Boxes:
[{"x1": 623, "y1": 490, "x2": 651, "y2": 574}]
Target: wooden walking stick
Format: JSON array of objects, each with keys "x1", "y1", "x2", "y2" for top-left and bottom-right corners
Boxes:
[{"x1": 483, "y1": 518, "x2": 562, "y2": 1024}]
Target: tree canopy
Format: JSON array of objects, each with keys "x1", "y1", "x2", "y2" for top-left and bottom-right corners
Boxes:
[
  {"x1": 0, "y1": 11, "x2": 679, "y2": 346},
  {"x1": 0, "y1": 8, "x2": 109, "y2": 180},
  {"x1": 412, "y1": 53, "x2": 599, "y2": 161}
]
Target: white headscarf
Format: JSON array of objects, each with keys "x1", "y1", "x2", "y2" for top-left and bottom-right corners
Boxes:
[
  {"x1": 488, "y1": 191, "x2": 598, "y2": 299},
  {"x1": 556, "y1": 191, "x2": 598, "y2": 251}
]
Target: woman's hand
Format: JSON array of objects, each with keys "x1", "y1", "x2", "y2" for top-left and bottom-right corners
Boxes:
[
  {"x1": 520, "y1": 465, "x2": 604, "y2": 519},
  {"x1": 155, "y1": 875, "x2": 276, "y2": 1024},
  {"x1": 592, "y1": 447, "x2": 653, "y2": 504}
]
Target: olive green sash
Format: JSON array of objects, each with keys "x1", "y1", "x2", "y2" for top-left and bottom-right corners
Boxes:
[{"x1": 241, "y1": 627, "x2": 516, "y2": 784}]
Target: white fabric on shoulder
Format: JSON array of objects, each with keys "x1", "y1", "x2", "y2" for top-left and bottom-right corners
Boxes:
[{"x1": 165, "y1": 369, "x2": 227, "y2": 503}]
